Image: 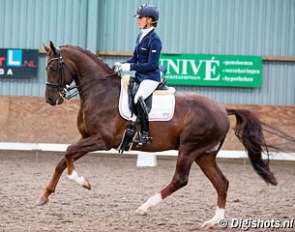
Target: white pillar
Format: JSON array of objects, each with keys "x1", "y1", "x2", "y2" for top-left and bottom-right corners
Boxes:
[{"x1": 136, "y1": 152, "x2": 157, "y2": 167}]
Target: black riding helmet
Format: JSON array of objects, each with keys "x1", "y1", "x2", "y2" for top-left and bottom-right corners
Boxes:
[{"x1": 135, "y1": 4, "x2": 159, "y2": 21}]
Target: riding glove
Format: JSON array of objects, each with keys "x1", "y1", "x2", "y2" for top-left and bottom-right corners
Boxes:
[
  {"x1": 113, "y1": 62, "x2": 121, "y2": 73},
  {"x1": 113, "y1": 62, "x2": 131, "y2": 72},
  {"x1": 121, "y1": 63, "x2": 131, "y2": 71}
]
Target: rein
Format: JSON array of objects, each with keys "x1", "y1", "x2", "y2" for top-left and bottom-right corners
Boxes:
[
  {"x1": 46, "y1": 50, "x2": 117, "y2": 100},
  {"x1": 65, "y1": 73, "x2": 117, "y2": 99}
]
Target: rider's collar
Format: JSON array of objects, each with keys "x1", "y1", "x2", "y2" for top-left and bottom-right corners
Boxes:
[{"x1": 140, "y1": 26, "x2": 154, "y2": 42}]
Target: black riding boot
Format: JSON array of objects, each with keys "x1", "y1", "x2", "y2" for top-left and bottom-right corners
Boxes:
[{"x1": 135, "y1": 97, "x2": 151, "y2": 145}]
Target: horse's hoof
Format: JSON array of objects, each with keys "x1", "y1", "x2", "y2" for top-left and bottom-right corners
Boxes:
[
  {"x1": 35, "y1": 198, "x2": 48, "y2": 206},
  {"x1": 135, "y1": 207, "x2": 148, "y2": 216},
  {"x1": 201, "y1": 222, "x2": 214, "y2": 229},
  {"x1": 83, "y1": 179, "x2": 91, "y2": 190},
  {"x1": 201, "y1": 219, "x2": 218, "y2": 229}
]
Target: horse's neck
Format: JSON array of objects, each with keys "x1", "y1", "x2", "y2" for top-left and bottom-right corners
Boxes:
[
  {"x1": 70, "y1": 55, "x2": 118, "y2": 99},
  {"x1": 75, "y1": 66, "x2": 121, "y2": 110},
  {"x1": 65, "y1": 48, "x2": 121, "y2": 112},
  {"x1": 74, "y1": 62, "x2": 108, "y2": 86},
  {"x1": 65, "y1": 48, "x2": 110, "y2": 84}
]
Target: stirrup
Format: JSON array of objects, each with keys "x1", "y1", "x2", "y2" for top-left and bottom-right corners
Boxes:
[{"x1": 135, "y1": 132, "x2": 152, "y2": 146}]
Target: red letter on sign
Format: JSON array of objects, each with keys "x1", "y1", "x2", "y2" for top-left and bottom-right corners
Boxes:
[
  {"x1": 0, "y1": 57, "x2": 5, "y2": 66},
  {"x1": 23, "y1": 60, "x2": 37, "y2": 67}
]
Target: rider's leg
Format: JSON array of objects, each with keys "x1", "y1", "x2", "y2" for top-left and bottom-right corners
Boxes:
[
  {"x1": 134, "y1": 79, "x2": 159, "y2": 104},
  {"x1": 134, "y1": 79, "x2": 159, "y2": 144},
  {"x1": 136, "y1": 97, "x2": 151, "y2": 144}
]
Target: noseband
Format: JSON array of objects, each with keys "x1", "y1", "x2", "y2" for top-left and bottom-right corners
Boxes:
[{"x1": 46, "y1": 49, "x2": 69, "y2": 99}]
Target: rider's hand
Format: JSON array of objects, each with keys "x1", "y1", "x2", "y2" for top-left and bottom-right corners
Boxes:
[
  {"x1": 113, "y1": 62, "x2": 122, "y2": 73},
  {"x1": 121, "y1": 63, "x2": 131, "y2": 72}
]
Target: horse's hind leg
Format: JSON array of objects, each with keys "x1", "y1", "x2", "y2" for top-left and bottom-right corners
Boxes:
[
  {"x1": 136, "y1": 149, "x2": 195, "y2": 215},
  {"x1": 195, "y1": 151, "x2": 229, "y2": 229}
]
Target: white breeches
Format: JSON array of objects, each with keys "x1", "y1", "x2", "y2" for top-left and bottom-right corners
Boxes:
[{"x1": 134, "y1": 79, "x2": 159, "y2": 104}]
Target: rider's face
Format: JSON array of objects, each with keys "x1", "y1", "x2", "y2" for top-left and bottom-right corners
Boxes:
[{"x1": 137, "y1": 16, "x2": 152, "y2": 29}]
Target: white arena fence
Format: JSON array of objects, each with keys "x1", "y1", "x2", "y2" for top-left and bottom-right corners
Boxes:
[{"x1": 0, "y1": 142, "x2": 294, "y2": 167}]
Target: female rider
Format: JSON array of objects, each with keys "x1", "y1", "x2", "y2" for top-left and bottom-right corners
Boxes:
[{"x1": 114, "y1": 4, "x2": 162, "y2": 145}]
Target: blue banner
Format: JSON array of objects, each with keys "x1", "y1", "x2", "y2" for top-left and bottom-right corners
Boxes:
[{"x1": 0, "y1": 48, "x2": 38, "y2": 78}]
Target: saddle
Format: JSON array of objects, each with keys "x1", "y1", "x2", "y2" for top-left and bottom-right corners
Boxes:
[{"x1": 119, "y1": 75, "x2": 175, "y2": 121}]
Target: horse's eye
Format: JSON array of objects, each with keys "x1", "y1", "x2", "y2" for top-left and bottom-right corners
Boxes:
[{"x1": 49, "y1": 65, "x2": 58, "y2": 72}]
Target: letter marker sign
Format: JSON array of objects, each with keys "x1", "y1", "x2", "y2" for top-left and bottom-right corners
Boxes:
[
  {"x1": 160, "y1": 54, "x2": 262, "y2": 88},
  {"x1": 0, "y1": 48, "x2": 38, "y2": 78}
]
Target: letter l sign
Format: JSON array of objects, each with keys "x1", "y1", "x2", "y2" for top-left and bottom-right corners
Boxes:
[{"x1": 7, "y1": 49, "x2": 22, "y2": 67}]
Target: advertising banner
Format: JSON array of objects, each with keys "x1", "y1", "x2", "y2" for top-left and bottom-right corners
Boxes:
[
  {"x1": 0, "y1": 49, "x2": 38, "y2": 78},
  {"x1": 160, "y1": 54, "x2": 262, "y2": 87}
]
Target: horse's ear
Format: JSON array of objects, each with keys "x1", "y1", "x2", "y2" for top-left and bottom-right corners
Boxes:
[
  {"x1": 49, "y1": 41, "x2": 57, "y2": 55},
  {"x1": 43, "y1": 43, "x2": 50, "y2": 53}
]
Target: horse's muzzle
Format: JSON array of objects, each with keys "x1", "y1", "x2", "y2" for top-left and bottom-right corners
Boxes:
[{"x1": 46, "y1": 95, "x2": 64, "y2": 106}]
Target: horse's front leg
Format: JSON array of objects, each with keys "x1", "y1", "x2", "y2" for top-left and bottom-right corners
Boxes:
[
  {"x1": 36, "y1": 137, "x2": 107, "y2": 206},
  {"x1": 65, "y1": 144, "x2": 93, "y2": 189},
  {"x1": 36, "y1": 152, "x2": 85, "y2": 206}
]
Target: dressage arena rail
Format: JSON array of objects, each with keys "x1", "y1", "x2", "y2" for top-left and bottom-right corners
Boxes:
[{"x1": 0, "y1": 142, "x2": 294, "y2": 167}]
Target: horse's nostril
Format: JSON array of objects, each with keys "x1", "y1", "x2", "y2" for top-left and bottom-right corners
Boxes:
[{"x1": 46, "y1": 97, "x2": 54, "y2": 105}]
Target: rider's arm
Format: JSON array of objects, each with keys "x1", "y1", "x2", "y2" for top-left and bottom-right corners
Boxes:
[{"x1": 130, "y1": 38, "x2": 162, "y2": 72}]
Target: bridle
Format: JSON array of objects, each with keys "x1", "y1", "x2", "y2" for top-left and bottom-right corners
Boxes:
[
  {"x1": 46, "y1": 48, "x2": 69, "y2": 100},
  {"x1": 45, "y1": 48, "x2": 117, "y2": 100}
]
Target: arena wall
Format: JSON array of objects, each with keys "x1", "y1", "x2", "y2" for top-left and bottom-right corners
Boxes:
[{"x1": 0, "y1": 96, "x2": 294, "y2": 151}]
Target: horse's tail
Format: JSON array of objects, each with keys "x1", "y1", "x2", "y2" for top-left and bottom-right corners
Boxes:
[{"x1": 226, "y1": 109, "x2": 278, "y2": 186}]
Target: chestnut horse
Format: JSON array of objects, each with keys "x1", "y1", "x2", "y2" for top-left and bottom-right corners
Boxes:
[{"x1": 37, "y1": 41, "x2": 277, "y2": 228}]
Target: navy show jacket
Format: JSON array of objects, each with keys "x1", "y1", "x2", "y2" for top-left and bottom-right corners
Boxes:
[{"x1": 125, "y1": 29, "x2": 162, "y2": 82}]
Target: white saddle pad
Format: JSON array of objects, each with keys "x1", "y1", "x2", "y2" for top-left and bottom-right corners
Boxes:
[{"x1": 119, "y1": 75, "x2": 176, "y2": 121}]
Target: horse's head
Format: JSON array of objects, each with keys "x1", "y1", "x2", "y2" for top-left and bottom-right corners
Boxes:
[{"x1": 44, "y1": 41, "x2": 75, "y2": 106}]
